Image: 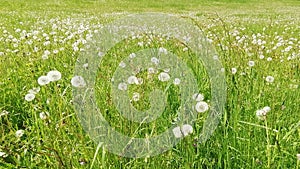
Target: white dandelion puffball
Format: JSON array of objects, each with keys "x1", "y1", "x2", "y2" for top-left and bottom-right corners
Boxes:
[
  {"x1": 151, "y1": 57, "x2": 159, "y2": 65},
  {"x1": 263, "y1": 106, "x2": 271, "y2": 113},
  {"x1": 256, "y1": 109, "x2": 267, "y2": 120},
  {"x1": 47, "y1": 70, "x2": 61, "y2": 82},
  {"x1": 132, "y1": 92, "x2": 140, "y2": 102},
  {"x1": 71, "y1": 76, "x2": 86, "y2": 88},
  {"x1": 15, "y1": 129, "x2": 24, "y2": 138},
  {"x1": 127, "y1": 75, "x2": 139, "y2": 85},
  {"x1": 173, "y1": 78, "x2": 181, "y2": 85},
  {"x1": 192, "y1": 93, "x2": 204, "y2": 101},
  {"x1": 39, "y1": 112, "x2": 49, "y2": 120},
  {"x1": 148, "y1": 67, "x2": 156, "y2": 74},
  {"x1": 195, "y1": 101, "x2": 209, "y2": 113},
  {"x1": 158, "y1": 47, "x2": 168, "y2": 54},
  {"x1": 158, "y1": 72, "x2": 170, "y2": 82},
  {"x1": 265, "y1": 76, "x2": 274, "y2": 83},
  {"x1": 28, "y1": 87, "x2": 40, "y2": 94},
  {"x1": 118, "y1": 82, "x2": 127, "y2": 91},
  {"x1": 248, "y1": 61, "x2": 255, "y2": 67},
  {"x1": 172, "y1": 124, "x2": 193, "y2": 138},
  {"x1": 119, "y1": 61, "x2": 126, "y2": 68},
  {"x1": 129, "y1": 53, "x2": 136, "y2": 58},
  {"x1": 25, "y1": 93, "x2": 35, "y2": 101},
  {"x1": 38, "y1": 75, "x2": 50, "y2": 86},
  {"x1": 231, "y1": 68, "x2": 237, "y2": 74}
]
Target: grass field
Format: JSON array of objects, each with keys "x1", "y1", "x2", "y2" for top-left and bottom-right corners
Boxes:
[{"x1": 1, "y1": 0, "x2": 300, "y2": 168}]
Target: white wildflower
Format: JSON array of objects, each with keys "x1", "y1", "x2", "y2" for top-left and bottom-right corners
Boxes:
[
  {"x1": 231, "y1": 68, "x2": 237, "y2": 74},
  {"x1": 119, "y1": 61, "x2": 126, "y2": 68},
  {"x1": 127, "y1": 76, "x2": 139, "y2": 85},
  {"x1": 158, "y1": 72, "x2": 170, "y2": 82},
  {"x1": 195, "y1": 101, "x2": 209, "y2": 113},
  {"x1": 248, "y1": 61, "x2": 255, "y2": 67},
  {"x1": 38, "y1": 75, "x2": 50, "y2": 86},
  {"x1": 15, "y1": 130, "x2": 24, "y2": 138},
  {"x1": 25, "y1": 93, "x2": 35, "y2": 101},
  {"x1": 71, "y1": 76, "x2": 86, "y2": 88},
  {"x1": 173, "y1": 78, "x2": 181, "y2": 85},
  {"x1": 172, "y1": 124, "x2": 193, "y2": 138},
  {"x1": 151, "y1": 57, "x2": 159, "y2": 65},
  {"x1": 132, "y1": 92, "x2": 140, "y2": 102},
  {"x1": 192, "y1": 93, "x2": 204, "y2": 101},
  {"x1": 118, "y1": 82, "x2": 127, "y2": 91},
  {"x1": 265, "y1": 76, "x2": 274, "y2": 83},
  {"x1": 47, "y1": 70, "x2": 61, "y2": 82}
]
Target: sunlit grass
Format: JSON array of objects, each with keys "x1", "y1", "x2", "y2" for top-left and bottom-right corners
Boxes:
[{"x1": 0, "y1": 0, "x2": 300, "y2": 168}]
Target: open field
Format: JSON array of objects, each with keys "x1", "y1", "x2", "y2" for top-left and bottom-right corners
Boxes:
[{"x1": 0, "y1": 0, "x2": 300, "y2": 168}]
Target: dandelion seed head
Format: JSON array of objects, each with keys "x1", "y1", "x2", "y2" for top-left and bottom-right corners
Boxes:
[
  {"x1": 15, "y1": 130, "x2": 24, "y2": 138},
  {"x1": 118, "y1": 82, "x2": 127, "y2": 91},
  {"x1": 25, "y1": 93, "x2": 35, "y2": 101},
  {"x1": 195, "y1": 101, "x2": 209, "y2": 113},
  {"x1": 265, "y1": 76, "x2": 274, "y2": 83},
  {"x1": 71, "y1": 76, "x2": 86, "y2": 88},
  {"x1": 174, "y1": 78, "x2": 181, "y2": 85},
  {"x1": 192, "y1": 93, "x2": 204, "y2": 101},
  {"x1": 158, "y1": 72, "x2": 170, "y2": 82},
  {"x1": 47, "y1": 70, "x2": 61, "y2": 82},
  {"x1": 38, "y1": 75, "x2": 50, "y2": 86}
]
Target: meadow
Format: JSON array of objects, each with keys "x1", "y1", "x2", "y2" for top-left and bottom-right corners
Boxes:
[{"x1": 0, "y1": 0, "x2": 300, "y2": 168}]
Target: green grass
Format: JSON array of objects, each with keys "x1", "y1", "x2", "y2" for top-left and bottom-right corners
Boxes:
[{"x1": 0, "y1": 0, "x2": 300, "y2": 168}]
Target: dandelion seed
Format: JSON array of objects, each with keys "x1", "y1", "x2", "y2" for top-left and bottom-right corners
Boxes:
[
  {"x1": 71, "y1": 76, "x2": 86, "y2": 88},
  {"x1": 151, "y1": 57, "x2": 159, "y2": 65},
  {"x1": 265, "y1": 76, "x2": 274, "y2": 83},
  {"x1": 231, "y1": 68, "x2": 237, "y2": 74},
  {"x1": 47, "y1": 70, "x2": 61, "y2": 82},
  {"x1": 25, "y1": 93, "x2": 35, "y2": 101},
  {"x1": 38, "y1": 75, "x2": 50, "y2": 86},
  {"x1": 15, "y1": 130, "x2": 24, "y2": 138},
  {"x1": 174, "y1": 78, "x2": 181, "y2": 85},
  {"x1": 132, "y1": 92, "x2": 140, "y2": 101},
  {"x1": 248, "y1": 61, "x2": 255, "y2": 67},
  {"x1": 195, "y1": 101, "x2": 209, "y2": 113},
  {"x1": 118, "y1": 82, "x2": 127, "y2": 91},
  {"x1": 183, "y1": 47, "x2": 188, "y2": 52},
  {"x1": 192, "y1": 93, "x2": 204, "y2": 101},
  {"x1": 158, "y1": 72, "x2": 170, "y2": 82},
  {"x1": 127, "y1": 75, "x2": 139, "y2": 84},
  {"x1": 172, "y1": 124, "x2": 193, "y2": 138}
]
